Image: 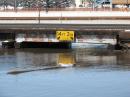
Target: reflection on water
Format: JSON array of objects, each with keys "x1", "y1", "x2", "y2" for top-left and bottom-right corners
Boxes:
[
  {"x1": 58, "y1": 53, "x2": 75, "y2": 67},
  {"x1": 0, "y1": 48, "x2": 130, "y2": 71},
  {"x1": 0, "y1": 49, "x2": 130, "y2": 97}
]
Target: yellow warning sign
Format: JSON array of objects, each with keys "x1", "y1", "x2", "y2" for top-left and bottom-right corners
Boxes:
[{"x1": 56, "y1": 31, "x2": 74, "y2": 41}]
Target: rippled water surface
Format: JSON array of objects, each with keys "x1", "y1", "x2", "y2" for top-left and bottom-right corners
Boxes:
[{"x1": 0, "y1": 48, "x2": 130, "y2": 97}]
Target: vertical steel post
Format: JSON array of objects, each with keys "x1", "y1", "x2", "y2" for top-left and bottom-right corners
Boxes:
[
  {"x1": 38, "y1": 0, "x2": 41, "y2": 24},
  {"x1": 46, "y1": 0, "x2": 49, "y2": 13},
  {"x1": 38, "y1": 7, "x2": 41, "y2": 24},
  {"x1": 14, "y1": 0, "x2": 17, "y2": 12}
]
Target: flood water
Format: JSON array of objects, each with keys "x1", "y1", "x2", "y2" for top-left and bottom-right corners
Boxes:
[{"x1": 0, "y1": 48, "x2": 130, "y2": 97}]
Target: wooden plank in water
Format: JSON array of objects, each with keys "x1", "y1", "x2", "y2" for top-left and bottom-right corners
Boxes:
[{"x1": 7, "y1": 66, "x2": 67, "y2": 75}]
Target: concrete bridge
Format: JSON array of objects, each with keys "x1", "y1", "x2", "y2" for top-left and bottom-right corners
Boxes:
[
  {"x1": 0, "y1": 11, "x2": 130, "y2": 49},
  {"x1": 0, "y1": 23, "x2": 129, "y2": 49}
]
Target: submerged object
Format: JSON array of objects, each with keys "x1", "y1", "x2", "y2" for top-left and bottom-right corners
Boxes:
[{"x1": 7, "y1": 66, "x2": 67, "y2": 75}]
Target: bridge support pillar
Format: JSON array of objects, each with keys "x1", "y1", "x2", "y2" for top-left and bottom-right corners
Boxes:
[{"x1": 115, "y1": 35, "x2": 123, "y2": 50}]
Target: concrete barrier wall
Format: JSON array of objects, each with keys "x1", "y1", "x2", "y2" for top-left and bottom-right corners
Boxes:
[{"x1": 0, "y1": 11, "x2": 130, "y2": 19}]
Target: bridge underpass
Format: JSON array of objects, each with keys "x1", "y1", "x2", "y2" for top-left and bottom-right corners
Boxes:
[{"x1": 0, "y1": 24, "x2": 130, "y2": 49}]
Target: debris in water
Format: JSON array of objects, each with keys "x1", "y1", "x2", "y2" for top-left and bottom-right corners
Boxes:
[{"x1": 7, "y1": 66, "x2": 67, "y2": 75}]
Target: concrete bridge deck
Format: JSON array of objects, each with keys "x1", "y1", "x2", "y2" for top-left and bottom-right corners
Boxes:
[
  {"x1": 0, "y1": 24, "x2": 130, "y2": 31},
  {"x1": 0, "y1": 11, "x2": 130, "y2": 30},
  {"x1": 1, "y1": 20, "x2": 130, "y2": 25}
]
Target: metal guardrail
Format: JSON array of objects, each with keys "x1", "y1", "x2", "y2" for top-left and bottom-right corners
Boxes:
[{"x1": 0, "y1": 17, "x2": 130, "y2": 20}]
